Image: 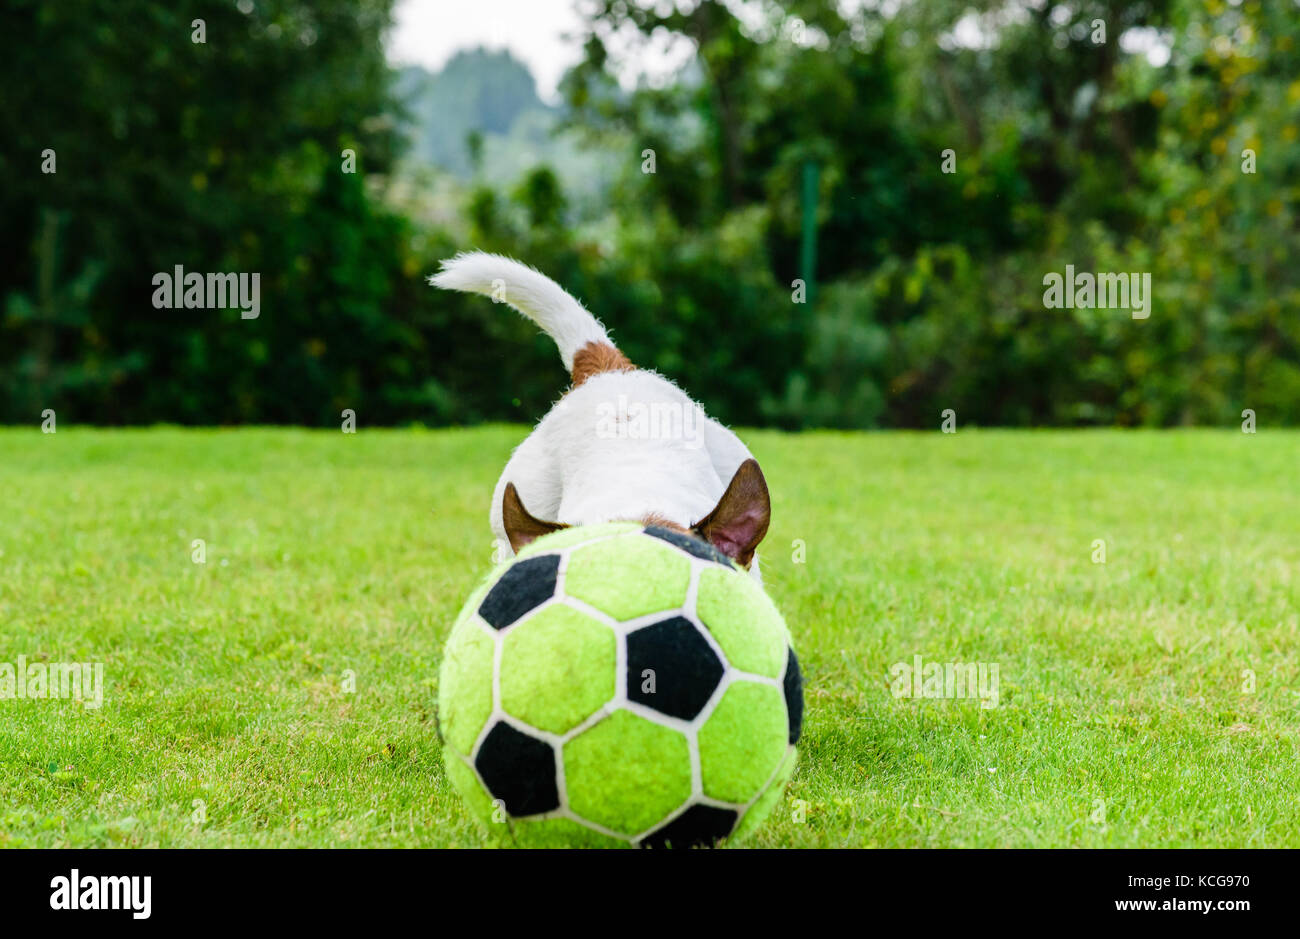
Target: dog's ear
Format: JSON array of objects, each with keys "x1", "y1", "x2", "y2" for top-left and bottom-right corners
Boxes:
[
  {"x1": 502, "y1": 482, "x2": 568, "y2": 553},
  {"x1": 693, "y1": 459, "x2": 770, "y2": 568}
]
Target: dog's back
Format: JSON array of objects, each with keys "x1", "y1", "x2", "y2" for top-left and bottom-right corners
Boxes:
[{"x1": 431, "y1": 253, "x2": 767, "y2": 575}]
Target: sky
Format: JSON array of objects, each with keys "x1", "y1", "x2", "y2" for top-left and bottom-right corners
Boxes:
[
  {"x1": 387, "y1": 0, "x2": 701, "y2": 102},
  {"x1": 387, "y1": 0, "x2": 592, "y2": 102},
  {"x1": 385, "y1": 1, "x2": 1173, "y2": 99}
]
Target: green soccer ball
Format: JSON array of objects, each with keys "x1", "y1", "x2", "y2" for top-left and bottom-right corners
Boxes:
[{"x1": 438, "y1": 522, "x2": 803, "y2": 848}]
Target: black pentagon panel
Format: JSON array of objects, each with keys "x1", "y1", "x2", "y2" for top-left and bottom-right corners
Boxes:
[
  {"x1": 644, "y1": 526, "x2": 734, "y2": 568},
  {"x1": 627, "y1": 616, "x2": 725, "y2": 721},
  {"x1": 783, "y1": 647, "x2": 804, "y2": 744},
  {"x1": 478, "y1": 553, "x2": 560, "y2": 630},
  {"x1": 474, "y1": 721, "x2": 559, "y2": 816},
  {"x1": 640, "y1": 804, "x2": 738, "y2": 849}
]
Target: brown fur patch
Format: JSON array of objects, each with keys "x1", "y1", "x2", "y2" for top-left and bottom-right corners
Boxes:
[
  {"x1": 571, "y1": 341, "x2": 634, "y2": 387},
  {"x1": 502, "y1": 483, "x2": 568, "y2": 553},
  {"x1": 640, "y1": 513, "x2": 689, "y2": 534},
  {"x1": 692, "y1": 459, "x2": 770, "y2": 568}
]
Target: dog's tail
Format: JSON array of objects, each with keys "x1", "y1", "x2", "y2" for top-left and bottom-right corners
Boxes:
[{"x1": 429, "y1": 252, "x2": 621, "y2": 375}]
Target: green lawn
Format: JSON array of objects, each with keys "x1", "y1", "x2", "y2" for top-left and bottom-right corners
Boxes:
[{"x1": 1, "y1": 426, "x2": 1297, "y2": 847}]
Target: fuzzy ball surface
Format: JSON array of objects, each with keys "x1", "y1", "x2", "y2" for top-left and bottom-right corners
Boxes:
[{"x1": 439, "y1": 522, "x2": 803, "y2": 848}]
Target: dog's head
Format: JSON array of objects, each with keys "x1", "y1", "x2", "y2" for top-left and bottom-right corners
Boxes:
[{"x1": 502, "y1": 458, "x2": 771, "y2": 568}]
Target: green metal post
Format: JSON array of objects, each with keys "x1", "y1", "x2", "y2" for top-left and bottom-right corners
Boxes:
[{"x1": 800, "y1": 159, "x2": 819, "y2": 307}]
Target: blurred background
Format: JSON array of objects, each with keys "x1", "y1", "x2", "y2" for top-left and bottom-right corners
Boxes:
[{"x1": 2, "y1": 0, "x2": 1297, "y2": 429}]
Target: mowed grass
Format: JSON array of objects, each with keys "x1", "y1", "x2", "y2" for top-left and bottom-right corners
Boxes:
[{"x1": 1, "y1": 426, "x2": 1297, "y2": 848}]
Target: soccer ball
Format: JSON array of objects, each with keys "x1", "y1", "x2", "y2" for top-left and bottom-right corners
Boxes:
[{"x1": 438, "y1": 522, "x2": 803, "y2": 847}]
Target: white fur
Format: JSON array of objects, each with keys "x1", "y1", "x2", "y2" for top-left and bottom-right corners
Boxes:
[
  {"x1": 431, "y1": 252, "x2": 761, "y2": 580},
  {"x1": 429, "y1": 252, "x2": 609, "y2": 371}
]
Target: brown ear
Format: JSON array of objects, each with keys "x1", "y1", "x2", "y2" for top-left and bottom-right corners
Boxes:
[
  {"x1": 502, "y1": 482, "x2": 568, "y2": 553},
  {"x1": 693, "y1": 459, "x2": 770, "y2": 568}
]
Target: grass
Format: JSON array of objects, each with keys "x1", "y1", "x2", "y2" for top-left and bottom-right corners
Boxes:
[{"x1": 1, "y1": 426, "x2": 1297, "y2": 848}]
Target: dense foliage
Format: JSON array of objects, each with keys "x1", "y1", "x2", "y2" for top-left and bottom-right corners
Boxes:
[{"x1": 2, "y1": 0, "x2": 1296, "y2": 427}]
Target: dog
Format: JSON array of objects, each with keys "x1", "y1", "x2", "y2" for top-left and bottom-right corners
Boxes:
[{"x1": 430, "y1": 252, "x2": 770, "y2": 580}]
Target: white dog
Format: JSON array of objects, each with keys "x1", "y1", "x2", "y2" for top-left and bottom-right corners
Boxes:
[{"x1": 430, "y1": 252, "x2": 769, "y2": 579}]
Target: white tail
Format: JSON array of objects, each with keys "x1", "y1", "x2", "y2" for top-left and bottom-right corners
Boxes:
[{"x1": 429, "y1": 252, "x2": 609, "y2": 371}]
